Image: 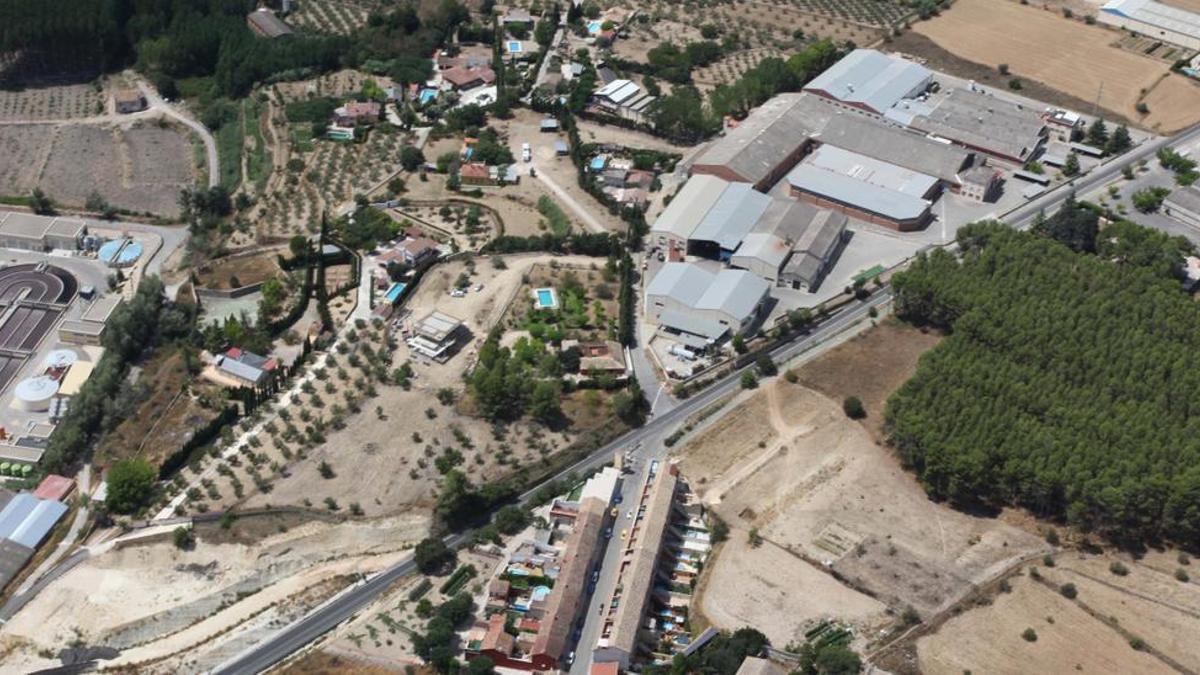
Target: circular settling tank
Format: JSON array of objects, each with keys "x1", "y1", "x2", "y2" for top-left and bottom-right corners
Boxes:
[
  {"x1": 43, "y1": 349, "x2": 78, "y2": 370},
  {"x1": 13, "y1": 376, "x2": 60, "y2": 412}
]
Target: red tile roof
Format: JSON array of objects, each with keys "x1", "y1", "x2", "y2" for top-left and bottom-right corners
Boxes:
[
  {"x1": 33, "y1": 474, "x2": 75, "y2": 502},
  {"x1": 443, "y1": 65, "x2": 497, "y2": 88},
  {"x1": 461, "y1": 163, "x2": 490, "y2": 179}
]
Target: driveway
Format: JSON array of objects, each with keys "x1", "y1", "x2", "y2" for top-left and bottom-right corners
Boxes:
[
  {"x1": 530, "y1": 162, "x2": 608, "y2": 233},
  {"x1": 136, "y1": 80, "x2": 219, "y2": 188}
]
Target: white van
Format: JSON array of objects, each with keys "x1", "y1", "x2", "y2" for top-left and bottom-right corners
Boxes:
[{"x1": 521, "y1": 142, "x2": 532, "y2": 162}]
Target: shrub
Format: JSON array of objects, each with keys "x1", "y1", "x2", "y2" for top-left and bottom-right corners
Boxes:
[
  {"x1": 784, "y1": 370, "x2": 798, "y2": 384},
  {"x1": 1110, "y1": 561, "x2": 1130, "y2": 576},
  {"x1": 1130, "y1": 637, "x2": 1146, "y2": 651},
  {"x1": 1176, "y1": 568, "x2": 1190, "y2": 582},
  {"x1": 173, "y1": 526, "x2": 195, "y2": 550},
  {"x1": 1021, "y1": 628, "x2": 1038, "y2": 642},
  {"x1": 1045, "y1": 529, "x2": 1060, "y2": 546},
  {"x1": 740, "y1": 371, "x2": 758, "y2": 389},
  {"x1": 318, "y1": 461, "x2": 335, "y2": 479},
  {"x1": 1060, "y1": 582, "x2": 1077, "y2": 599},
  {"x1": 1043, "y1": 554, "x2": 1056, "y2": 567},
  {"x1": 843, "y1": 395, "x2": 866, "y2": 419}
]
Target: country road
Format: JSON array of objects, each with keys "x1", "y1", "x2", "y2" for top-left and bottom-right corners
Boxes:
[{"x1": 136, "y1": 80, "x2": 219, "y2": 188}]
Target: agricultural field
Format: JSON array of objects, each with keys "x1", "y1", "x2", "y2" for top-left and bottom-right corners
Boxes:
[
  {"x1": 0, "y1": 81, "x2": 107, "y2": 121},
  {"x1": 0, "y1": 119, "x2": 197, "y2": 216},
  {"x1": 287, "y1": 0, "x2": 377, "y2": 35},
  {"x1": 915, "y1": 563, "x2": 1194, "y2": 675},
  {"x1": 684, "y1": 321, "x2": 1048, "y2": 649},
  {"x1": 693, "y1": 48, "x2": 785, "y2": 91},
  {"x1": 194, "y1": 248, "x2": 287, "y2": 291},
  {"x1": 906, "y1": 0, "x2": 1200, "y2": 132}
]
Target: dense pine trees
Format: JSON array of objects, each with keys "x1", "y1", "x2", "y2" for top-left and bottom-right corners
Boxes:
[{"x1": 888, "y1": 221, "x2": 1200, "y2": 548}]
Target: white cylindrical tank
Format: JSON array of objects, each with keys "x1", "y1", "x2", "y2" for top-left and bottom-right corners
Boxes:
[
  {"x1": 43, "y1": 349, "x2": 78, "y2": 370},
  {"x1": 13, "y1": 376, "x2": 60, "y2": 412}
]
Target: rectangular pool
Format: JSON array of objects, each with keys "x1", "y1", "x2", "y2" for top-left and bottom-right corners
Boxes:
[
  {"x1": 508, "y1": 40, "x2": 523, "y2": 52},
  {"x1": 385, "y1": 282, "x2": 407, "y2": 303},
  {"x1": 534, "y1": 287, "x2": 558, "y2": 309}
]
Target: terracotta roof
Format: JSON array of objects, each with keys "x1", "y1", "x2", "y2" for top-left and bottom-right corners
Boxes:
[
  {"x1": 113, "y1": 89, "x2": 143, "y2": 105},
  {"x1": 481, "y1": 613, "x2": 515, "y2": 654},
  {"x1": 443, "y1": 65, "x2": 497, "y2": 88},
  {"x1": 532, "y1": 497, "x2": 607, "y2": 663},
  {"x1": 592, "y1": 662, "x2": 622, "y2": 675},
  {"x1": 461, "y1": 163, "x2": 490, "y2": 179},
  {"x1": 400, "y1": 236, "x2": 439, "y2": 255},
  {"x1": 32, "y1": 475, "x2": 75, "y2": 502}
]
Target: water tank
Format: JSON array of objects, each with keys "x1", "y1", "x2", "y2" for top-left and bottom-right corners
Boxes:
[
  {"x1": 13, "y1": 376, "x2": 60, "y2": 412},
  {"x1": 43, "y1": 349, "x2": 78, "y2": 370}
]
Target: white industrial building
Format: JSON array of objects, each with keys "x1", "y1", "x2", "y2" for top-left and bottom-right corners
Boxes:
[
  {"x1": 645, "y1": 264, "x2": 770, "y2": 348},
  {"x1": 803, "y1": 49, "x2": 933, "y2": 116},
  {"x1": 1099, "y1": 0, "x2": 1200, "y2": 50},
  {"x1": 0, "y1": 213, "x2": 85, "y2": 251},
  {"x1": 590, "y1": 79, "x2": 656, "y2": 123}
]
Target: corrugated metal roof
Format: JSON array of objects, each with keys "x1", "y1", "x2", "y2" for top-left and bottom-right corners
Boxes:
[
  {"x1": 0, "y1": 493, "x2": 68, "y2": 549},
  {"x1": 646, "y1": 263, "x2": 711, "y2": 308},
  {"x1": 804, "y1": 145, "x2": 938, "y2": 198},
  {"x1": 814, "y1": 114, "x2": 971, "y2": 184},
  {"x1": 731, "y1": 232, "x2": 790, "y2": 271},
  {"x1": 216, "y1": 355, "x2": 265, "y2": 384},
  {"x1": 1103, "y1": 0, "x2": 1200, "y2": 37},
  {"x1": 690, "y1": 183, "x2": 771, "y2": 250},
  {"x1": 692, "y1": 94, "x2": 833, "y2": 186},
  {"x1": 658, "y1": 309, "x2": 727, "y2": 340},
  {"x1": 650, "y1": 175, "x2": 730, "y2": 240},
  {"x1": 787, "y1": 164, "x2": 931, "y2": 221},
  {"x1": 899, "y1": 89, "x2": 1046, "y2": 161},
  {"x1": 595, "y1": 79, "x2": 641, "y2": 104},
  {"x1": 648, "y1": 264, "x2": 769, "y2": 323},
  {"x1": 804, "y1": 49, "x2": 932, "y2": 113}
]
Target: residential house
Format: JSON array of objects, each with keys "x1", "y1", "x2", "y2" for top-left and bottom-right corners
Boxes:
[
  {"x1": 246, "y1": 8, "x2": 294, "y2": 38},
  {"x1": 442, "y1": 66, "x2": 497, "y2": 91},
  {"x1": 332, "y1": 101, "x2": 381, "y2": 127},
  {"x1": 113, "y1": 89, "x2": 147, "y2": 114}
]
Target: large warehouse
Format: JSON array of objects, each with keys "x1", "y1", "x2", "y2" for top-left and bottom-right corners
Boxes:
[
  {"x1": 645, "y1": 264, "x2": 770, "y2": 347},
  {"x1": 786, "y1": 145, "x2": 937, "y2": 230},
  {"x1": 1099, "y1": 0, "x2": 1200, "y2": 50},
  {"x1": 887, "y1": 89, "x2": 1047, "y2": 164},
  {"x1": 803, "y1": 49, "x2": 933, "y2": 116},
  {"x1": 690, "y1": 94, "x2": 833, "y2": 191},
  {"x1": 0, "y1": 213, "x2": 86, "y2": 251}
]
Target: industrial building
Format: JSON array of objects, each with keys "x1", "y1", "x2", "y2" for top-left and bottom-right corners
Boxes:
[
  {"x1": 688, "y1": 183, "x2": 771, "y2": 260},
  {"x1": 802, "y1": 49, "x2": 933, "y2": 116},
  {"x1": 0, "y1": 213, "x2": 85, "y2": 251},
  {"x1": 645, "y1": 264, "x2": 770, "y2": 348},
  {"x1": 787, "y1": 145, "x2": 938, "y2": 230},
  {"x1": 0, "y1": 491, "x2": 68, "y2": 591},
  {"x1": 887, "y1": 89, "x2": 1047, "y2": 164},
  {"x1": 729, "y1": 201, "x2": 848, "y2": 290},
  {"x1": 1099, "y1": 0, "x2": 1200, "y2": 50},
  {"x1": 691, "y1": 94, "x2": 833, "y2": 191},
  {"x1": 648, "y1": 175, "x2": 729, "y2": 256},
  {"x1": 59, "y1": 294, "x2": 122, "y2": 346}
]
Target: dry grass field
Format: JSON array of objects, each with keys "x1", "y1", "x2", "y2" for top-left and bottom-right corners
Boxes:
[
  {"x1": 917, "y1": 572, "x2": 1175, "y2": 675},
  {"x1": 910, "y1": 0, "x2": 1200, "y2": 132},
  {"x1": 683, "y1": 320, "x2": 1048, "y2": 649},
  {"x1": 0, "y1": 120, "x2": 197, "y2": 216}
]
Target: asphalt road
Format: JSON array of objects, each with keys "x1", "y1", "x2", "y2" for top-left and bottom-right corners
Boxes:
[{"x1": 212, "y1": 122, "x2": 1200, "y2": 674}]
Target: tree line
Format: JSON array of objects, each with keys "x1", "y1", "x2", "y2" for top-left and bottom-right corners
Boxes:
[{"x1": 888, "y1": 219, "x2": 1200, "y2": 548}]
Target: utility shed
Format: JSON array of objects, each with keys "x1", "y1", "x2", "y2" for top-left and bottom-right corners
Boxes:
[
  {"x1": 0, "y1": 493, "x2": 68, "y2": 549},
  {"x1": 803, "y1": 49, "x2": 932, "y2": 115}
]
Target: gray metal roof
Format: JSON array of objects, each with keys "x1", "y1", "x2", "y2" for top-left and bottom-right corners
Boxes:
[
  {"x1": 658, "y1": 309, "x2": 728, "y2": 340},
  {"x1": 803, "y1": 49, "x2": 932, "y2": 113},
  {"x1": 217, "y1": 355, "x2": 266, "y2": 384},
  {"x1": 787, "y1": 164, "x2": 931, "y2": 221},
  {"x1": 0, "y1": 493, "x2": 67, "y2": 549},
  {"x1": 814, "y1": 114, "x2": 972, "y2": 184},
  {"x1": 804, "y1": 145, "x2": 938, "y2": 198},
  {"x1": 247, "y1": 8, "x2": 293, "y2": 37},
  {"x1": 0, "y1": 538, "x2": 33, "y2": 593},
  {"x1": 648, "y1": 263, "x2": 770, "y2": 323},
  {"x1": 1165, "y1": 185, "x2": 1200, "y2": 214},
  {"x1": 731, "y1": 232, "x2": 790, "y2": 271},
  {"x1": 692, "y1": 94, "x2": 833, "y2": 185},
  {"x1": 894, "y1": 88, "x2": 1046, "y2": 161},
  {"x1": 689, "y1": 182, "x2": 771, "y2": 250},
  {"x1": 1103, "y1": 0, "x2": 1200, "y2": 37},
  {"x1": 794, "y1": 210, "x2": 847, "y2": 261},
  {"x1": 650, "y1": 175, "x2": 730, "y2": 240},
  {"x1": 751, "y1": 199, "x2": 826, "y2": 242}
]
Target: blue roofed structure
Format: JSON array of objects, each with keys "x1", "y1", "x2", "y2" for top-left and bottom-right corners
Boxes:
[{"x1": 0, "y1": 493, "x2": 68, "y2": 549}]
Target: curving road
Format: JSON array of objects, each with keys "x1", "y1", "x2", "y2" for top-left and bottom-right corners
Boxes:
[
  {"x1": 212, "y1": 120, "x2": 1200, "y2": 674},
  {"x1": 136, "y1": 80, "x2": 220, "y2": 188}
]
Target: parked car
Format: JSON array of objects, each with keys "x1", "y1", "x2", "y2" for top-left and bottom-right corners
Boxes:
[{"x1": 522, "y1": 142, "x2": 532, "y2": 162}]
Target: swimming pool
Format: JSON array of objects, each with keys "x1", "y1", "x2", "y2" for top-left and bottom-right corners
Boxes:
[
  {"x1": 418, "y1": 88, "x2": 437, "y2": 105},
  {"x1": 587, "y1": 20, "x2": 602, "y2": 34},
  {"x1": 385, "y1": 282, "x2": 407, "y2": 303},
  {"x1": 533, "y1": 287, "x2": 558, "y2": 310},
  {"x1": 589, "y1": 155, "x2": 606, "y2": 171},
  {"x1": 508, "y1": 40, "x2": 523, "y2": 53}
]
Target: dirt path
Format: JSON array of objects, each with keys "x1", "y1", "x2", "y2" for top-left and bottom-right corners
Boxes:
[{"x1": 530, "y1": 160, "x2": 609, "y2": 233}]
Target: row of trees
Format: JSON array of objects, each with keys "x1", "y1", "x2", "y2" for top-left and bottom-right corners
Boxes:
[{"x1": 888, "y1": 220, "x2": 1200, "y2": 547}]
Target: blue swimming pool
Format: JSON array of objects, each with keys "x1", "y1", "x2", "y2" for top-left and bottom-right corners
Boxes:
[
  {"x1": 508, "y1": 40, "x2": 523, "y2": 52},
  {"x1": 589, "y1": 155, "x2": 606, "y2": 171},
  {"x1": 385, "y1": 282, "x2": 407, "y2": 303},
  {"x1": 534, "y1": 287, "x2": 558, "y2": 309},
  {"x1": 587, "y1": 20, "x2": 602, "y2": 34},
  {"x1": 418, "y1": 88, "x2": 437, "y2": 105}
]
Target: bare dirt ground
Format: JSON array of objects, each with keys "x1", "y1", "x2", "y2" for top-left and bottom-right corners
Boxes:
[
  {"x1": 794, "y1": 318, "x2": 941, "y2": 439},
  {"x1": 682, "y1": 320, "x2": 1047, "y2": 651},
  {"x1": 917, "y1": 572, "x2": 1175, "y2": 675},
  {"x1": 283, "y1": 650, "x2": 404, "y2": 674},
  {"x1": 194, "y1": 249, "x2": 285, "y2": 289},
  {"x1": 0, "y1": 514, "x2": 427, "y2": 672},
  {"x1": 0, "y1": 119, "x2": 197, "y2": 216},
  {"x1": 226, "y1": 254, "x2": 611, "y2": 518},
  {"x1": 908, "y1": 0, "x2": 1200, "y2": 132}
]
